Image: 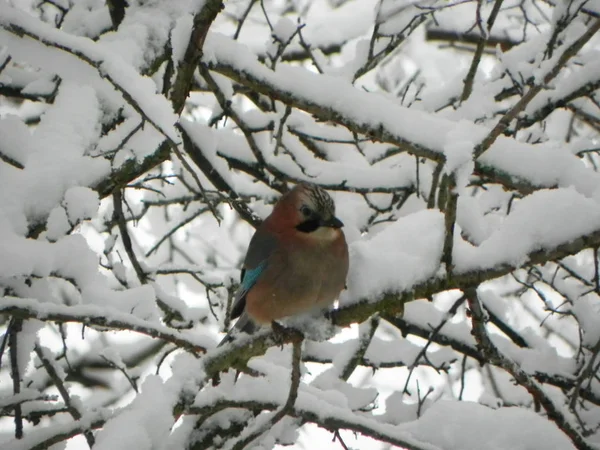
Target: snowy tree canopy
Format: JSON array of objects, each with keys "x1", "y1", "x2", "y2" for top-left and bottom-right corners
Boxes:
[{"x1": 1, "y1": 0, "x2": 600, "y2": 449}]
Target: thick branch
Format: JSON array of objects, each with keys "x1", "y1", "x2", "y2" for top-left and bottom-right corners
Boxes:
[
  {"x1": 0, "y1": 299, "x2": 207, "y2": 354},
  {"x1": 188, "y1": 396, "x2": 439, "y2": 450},
  {"x1": 106, "y1": 0, "x2": 128, "y2": 29}
]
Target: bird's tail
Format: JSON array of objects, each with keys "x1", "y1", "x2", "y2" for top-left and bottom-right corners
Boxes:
[{"x1": 217, "y1": 312, "x2": 259, "y2": 347}]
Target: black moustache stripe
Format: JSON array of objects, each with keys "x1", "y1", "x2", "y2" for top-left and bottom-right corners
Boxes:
[{"x1": 296, "y1": 219, "x2": 320, "y2": 233}]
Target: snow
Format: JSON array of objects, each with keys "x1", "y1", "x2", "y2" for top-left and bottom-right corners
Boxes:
[
  {"x1": 94, "y1": 376, "x2": 174, "y2": 450},
  {"x1": 171, "y1": 14, "x2": 194, "y2": 65},
  {"x1": 273, "y1": 17, "x2": 297, "y2": 44},
  {"x1": 346, "y1": 209, "x2": 444, "y2": 301},
  {"x1": 0, "y1": 86, "x2": 109, "y2": 242},
  {"x1": 194, "y1": 371, "x2": 576, "y2": 450},
  {"x1": 572, "y1": 293, "x2": 600, "y2": 346},
  {"x1": 0, "y1": 114, "x2": 34, "y2": 167},
  {"x1": 454, "y1": 187, "x2": 600, "y2": 273},
  {"x1": 399, "y1": 400, "x2": 576, "y2": 450},
  {"x1": 63, "y1": 186, "x2": 100, "y2": 223}
]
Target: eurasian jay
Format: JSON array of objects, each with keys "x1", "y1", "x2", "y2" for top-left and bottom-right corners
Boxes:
[{"x1": 219, "y1": 182, "x2": 349, "y2": 346}]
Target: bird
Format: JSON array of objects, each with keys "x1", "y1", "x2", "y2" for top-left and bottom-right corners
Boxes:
[{"x1": 219, "y1": 182, "x2": 349, "y2": 346}]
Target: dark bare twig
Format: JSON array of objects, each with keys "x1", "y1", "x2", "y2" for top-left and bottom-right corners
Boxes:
[
  {"x1": 9, "y1": 319, "x2": 23, "y2": 438},
  {"x1": 340, "y1": 315, "x2": 380, "y2": 381},
  {"x1": 332, "y1": 429, "x2": 350, "y2": 450},
  {"x1": 0, "y1": 325, "x2": 9, "y2": 371},
  {"x1": 427, "y1": 161, "x2": 444, "y2": 209},
  {"x1": 199, "y1": 65, "x2": 269, "y2": 167},
  {"x1": 569, "y1": 338, "x2": 600, "y2": 412},
  {"x1": 99, "y1": 354, "x2": 139, "y2": 393},
  {"x1": 35, "y1": 345, "x2": 95, "y2": 447},
  {"x1": 113, "y1": 189, "x2": 148, "y2": 284},
  {"x1": 233, "y1": 0, "x2": 257, "y2": 40},
  {"x1": 458, "y1": 354, "x2": 468, "y2": 401},
  {"x1": 402, "y1": 294, "x2": 467, "y2": 394},
  {"x1": 274, "y1": 105, "x2": 292, "y2": 156},
  {"x1": 145, "y1": 207, "x2": 209, "y2": 257},
  {"x1": 415, "y1": 380, "x2": 434, "y2": 417},
  {"x1": 0, "y1": 150, "x2": 23, "y2": 170},
  {"x1": 179, "y1": 125, "x2": 261, "y2": 228},
  {"x1": 297, "y1": 25, "x2": 325, "y2": 73},
  {"x1": 460, "y1": 0, "x2": 505, "y2": 102}
]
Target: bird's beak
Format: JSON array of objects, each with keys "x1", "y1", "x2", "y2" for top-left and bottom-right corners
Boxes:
[{"x1": 321, "y1": 216, "x2": 344, "y2": 228}]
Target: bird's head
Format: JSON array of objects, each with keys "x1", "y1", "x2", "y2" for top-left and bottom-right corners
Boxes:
[{"x1": 268, "y1": 182, "x2": 344, "y2": 238}]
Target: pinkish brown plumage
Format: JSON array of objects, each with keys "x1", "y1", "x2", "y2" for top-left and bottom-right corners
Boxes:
[{"x1": 219, "y1": 182, "x2": 349, "y2": 345}]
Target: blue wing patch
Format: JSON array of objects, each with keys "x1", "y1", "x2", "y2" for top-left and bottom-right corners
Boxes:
[
  {"x1": 242, "y1": 260, "x2": 267, "y2": 291},
  {"x1": 230, "y1": 260, "x2": 267, "y2": 320}
]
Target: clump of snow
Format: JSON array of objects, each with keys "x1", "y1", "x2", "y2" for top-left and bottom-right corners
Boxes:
[
  {"x1": 398, "y1": 400, "x2": 576, "y2": 450},
  {"x1": 46, "y1": 206, "x2": 71, "y2": 241},
  {"x1": 273, "y1": 17, "x2": 297, "y2": 43},
  {"x1": 83, "y1": 284, "x2": 158, "y2": 320},
  {"x1": 17, "y1": 320, "x2": 45, "y2": 375},
  {"x1": 6, "y1": 81, "x2": 109, "y2": 225},
  {"x1": 171, "y1": 14, "x2": 193, "y2": 65},
  {"x1": 94, "y1": 376, "x2": 175, "y2": 450},
  {"x1": 443, "y1": 119, "x2": 480, "y2": 188},
  {"x1": 346, "y1": 210, "x2": 444, "y2": 301},
  {"x1": 311, "y1": 369, "x2": 377, "y2": 411},
  {"x1": 0, "y1": 115, "x2": 34, "y2": 167},
  {"x1": 572, "y1": 293, "x2": 600, "y2": 347},
  {"x1": 63, "y1": 186, "x2": 99, "y2": 223},
  {"x1": 279, "y1": 313, "x2": 338, "y2": 342}
]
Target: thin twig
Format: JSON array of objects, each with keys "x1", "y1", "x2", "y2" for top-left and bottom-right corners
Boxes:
[
  {"x1": 233, "y1": 0, "x2": 257, "y2": 40},
  {"x1": 113, "y1": 189, "x2": 148, "y2": 284},
  {"x1": 460, "y1": 0, "x2": 505, "y2": 102},
  {"x1": 35, "y1": 345, "x2": 95, "y2": 447},
  {"x1": 402, "y1": 294, "x2": 467, "y2": 394}
]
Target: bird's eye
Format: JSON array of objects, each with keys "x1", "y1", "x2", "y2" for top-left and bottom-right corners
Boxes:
[{"x1": 300, "y1": 205, "x2": 312, "y2": 217}]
